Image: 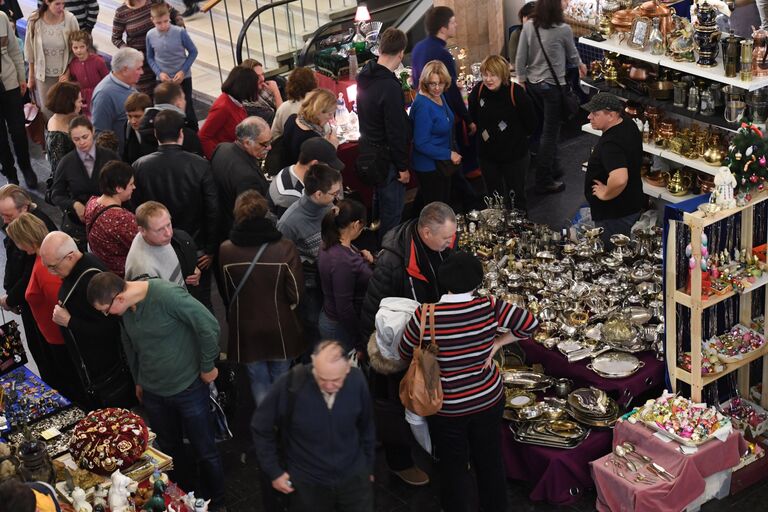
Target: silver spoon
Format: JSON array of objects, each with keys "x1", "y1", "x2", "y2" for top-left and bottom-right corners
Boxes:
[
  {"x1": 613, "y1": 445, "x2": 638, "y2": 472},
  {"x1": 621, "y1": 441, "x2": 653, "y2": 463}
]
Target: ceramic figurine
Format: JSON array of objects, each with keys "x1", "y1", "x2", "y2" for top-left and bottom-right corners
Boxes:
[
  {"x1": 93, "y1": 484, "x2": 108, "y2": 508},
  {"x1": 143, "y1": 479, "x2": 167, "y2": 512},
  {"x1": 108, "y1": 469, "x2": 138, "y2": 512},
  {"x1": 194, "y1": 498, "x2": 211, "y2": 511},
  {"x1": 93, "y1": 506, "x2": 105, "y2": 512},
  {"x1": 71, "y1": 487, "x2": 92, "y2": 512},
  {"x1": 714, "y1": 166, "x2": 737, "y2": 209}
]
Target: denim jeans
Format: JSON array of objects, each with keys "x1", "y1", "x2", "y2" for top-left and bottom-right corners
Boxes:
[
  {"x1": 526, "y1": 81, "x2": 564, "y2": 186},
  {"x1": 373, "y1": 166, "x2": 405, "y2": 244},
  {"x1": 142, "y1": 378, "x2": 226, "y2": 509},
  {"x1": 247, "y1": 359, "x2": 291, "y2": 408},
  {"x1": 595, "y1": 211, "x2": 641, "y2": 246},
  {"x1": 318, "y1": 310, "x2": 356, "y2": 351}
]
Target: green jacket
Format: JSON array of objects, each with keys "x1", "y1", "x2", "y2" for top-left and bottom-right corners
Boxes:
[{"x1": 121, "y1": 279, "x2": 220, "y2": 396}]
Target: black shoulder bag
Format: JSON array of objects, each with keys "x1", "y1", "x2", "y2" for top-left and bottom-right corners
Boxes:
[
  {"x1": 62, "y1": 268, "x2": 134, "y2": 408},
  {"x1": 533, "y1": 25, "x2": 581, "y2": 121},
  {"x1": 434, "y1": 98, "x2": 461, "y2": 177}
]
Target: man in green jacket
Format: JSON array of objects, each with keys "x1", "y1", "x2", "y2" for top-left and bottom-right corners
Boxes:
[{"x1": 86, "y1": 272, "x2": 226, "y2": 512}]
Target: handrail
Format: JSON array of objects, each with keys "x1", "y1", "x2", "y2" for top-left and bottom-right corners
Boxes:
[
  {"x1": 296, "y1": 0, "x2": 420, "y2": 67},
  {"x1": 235, "y1": 0, "x2": 299, "y2": 67},
  {"x1": 200, "y1": 0, "x2": 222, "y2": 13}
]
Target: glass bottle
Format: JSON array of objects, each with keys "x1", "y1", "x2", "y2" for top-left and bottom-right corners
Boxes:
[
  {"x1": 688, "y1": 81, "x2": 700, "y2": 113},
  {"x1": 348, "y1": 47, "x2": 358, "y2": 78},
  {"x1": 649, "y1": 18, "x2": 665, "y2": 55},
  {"x1": 700, "y1": 84, "x2": 715, "y2": 116}
]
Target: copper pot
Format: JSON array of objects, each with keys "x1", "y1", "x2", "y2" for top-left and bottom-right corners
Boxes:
[
  {"x1": 656, "y1": 119, "x2": 676, "y2": 143},
  {"x1": 624, "y1": 101, "x2": 643, "y2": 118},
  {"x1": 634, "y1": 0, "x2": 673, "y2": 37},
  {"x1": 611, "y1": 9, "x2": 638, "y2": 32},
  {"x1": 696, "y1": 173, "x2": 716, "y2": 193}
]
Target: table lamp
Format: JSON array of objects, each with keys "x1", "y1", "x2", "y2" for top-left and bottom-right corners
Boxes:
[{"x1": 353, "y1": 3, "x2": 371, "y2": 50}]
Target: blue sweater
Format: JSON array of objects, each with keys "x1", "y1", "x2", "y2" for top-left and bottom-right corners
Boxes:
[
  {"x1": 91, "y1": 73, "x2": 136, "y2": 155},
  {"x1": 411, "y1": 35, "x2": 470, "y2": 123},
  {"x1": 146, "y1": 25, "x2": 198, "y2": 77},
  {"x1": 409, "y1": 93, "x2": 453, "y2": 172},
  {"x1": 253, "y1": 364, "x2": 376, "y2": 485}
]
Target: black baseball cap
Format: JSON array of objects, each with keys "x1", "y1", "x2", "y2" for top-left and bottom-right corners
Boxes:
[{"x1": 299, "y1": 138, "x2": 345, "y2": 171}]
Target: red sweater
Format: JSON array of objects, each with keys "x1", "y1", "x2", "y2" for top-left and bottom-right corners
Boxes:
[
  {"x1": 68, "y1": 54, "x2": 109, "y2": 119},
  {"x1": 199, "y1": 93, "x2": 248, "y2": 159},
  {"x1": 25, "y1": 257, "x2": 64, "y2": 345}
]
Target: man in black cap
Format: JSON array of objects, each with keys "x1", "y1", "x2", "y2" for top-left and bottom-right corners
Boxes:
[
  {"x1": 582, "y1": 93, "x2": 644, "y2": 243},
  {"x1": 269, "y1": 138, "x2": 345, "y2": 218}
]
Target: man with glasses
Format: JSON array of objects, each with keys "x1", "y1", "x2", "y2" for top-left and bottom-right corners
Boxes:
[
  {"x1": 85, "y1": 272, "x2": 226, "y2": 512},
  {"x1": 269, "y1": 137, "x2": 346, "y2": 219},
  {"x1": 133, "y1": 110, "x2": 219, "y2": 310},
  {"x1": 38, "y1": 231, "x2": 135, "y2": 409},
  {"x1": 211, "y1": 116, "x2": 272, "y2": 241},
  {"x1": 277, "y1": 163, "x2": 342, "y2": 350}
]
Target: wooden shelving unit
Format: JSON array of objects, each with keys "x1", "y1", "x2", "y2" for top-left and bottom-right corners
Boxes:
[{"x1": 665, "y1": 190, "x2": 768, "y2": 408}]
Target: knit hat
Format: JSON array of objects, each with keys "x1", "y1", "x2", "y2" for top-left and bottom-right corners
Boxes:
[
  {"x1": 581, "y1": 92, "x2": 624, "y2": 113},
  {"x1": 438, "y1": 251, "x2": 484, "y2": 293}
]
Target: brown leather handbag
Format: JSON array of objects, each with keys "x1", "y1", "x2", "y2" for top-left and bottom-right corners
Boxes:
[{"x1": 399, "y1": 304, "x2": 443, "y2": 416}]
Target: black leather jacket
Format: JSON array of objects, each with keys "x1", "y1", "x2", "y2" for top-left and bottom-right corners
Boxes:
[{"x1": 132, "y1": 144, "x2": 219, "y2": 255}]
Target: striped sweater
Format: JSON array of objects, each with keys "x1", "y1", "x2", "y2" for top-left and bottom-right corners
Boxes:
[
  {"x1": 65, "y1": 0, "x2": 98, "y2": 32},
  {"x1": 399, "y1": 293, "x2": 538, "y2": 416}
]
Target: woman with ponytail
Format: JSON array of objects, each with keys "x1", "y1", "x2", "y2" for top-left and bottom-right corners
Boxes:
[{"x1": 317, "y1": 199, "x2": 374, "y2": 352}]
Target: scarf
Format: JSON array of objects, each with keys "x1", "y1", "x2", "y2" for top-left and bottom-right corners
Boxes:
[
  {"x1": 297, "y1": 114, "x2": 327, "y2": 137},
  {"x1": 229, "y1": 217, "x2": 282, "y2": 247}
]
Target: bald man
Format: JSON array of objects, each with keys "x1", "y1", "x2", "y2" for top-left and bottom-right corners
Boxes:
[
  {"x1": 253, "y1": 341, "x2": 375, "y2": 512},
  {"x1": 39, "y1": 232, "x2": 135, "y2": 410}
]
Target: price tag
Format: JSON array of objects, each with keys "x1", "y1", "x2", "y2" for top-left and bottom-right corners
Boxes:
[{"x1": 40, "y1": 427, "x2": 61, "y2": 440}]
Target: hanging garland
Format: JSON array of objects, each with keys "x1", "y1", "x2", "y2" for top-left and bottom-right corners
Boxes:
[{"x1": 724, "y1": 122, "x2": 768, "y2": 194}]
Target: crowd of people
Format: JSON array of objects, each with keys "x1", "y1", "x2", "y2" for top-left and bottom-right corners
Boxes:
[{"x1": 0, "y1": 1, "x2": 651, "y2": 512}]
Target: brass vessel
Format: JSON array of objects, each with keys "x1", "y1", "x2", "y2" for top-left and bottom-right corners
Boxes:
[{"x1": 666, "y1": 170, "x2": 692, "y2": 196}]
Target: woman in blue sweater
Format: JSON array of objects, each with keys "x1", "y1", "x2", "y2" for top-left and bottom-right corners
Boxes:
[{"x1": 409, "y1": 60, "x2": 462, "y2": 205}]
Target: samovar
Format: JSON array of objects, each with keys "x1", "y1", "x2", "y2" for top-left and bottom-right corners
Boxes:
[{"x1": 693, "y1": 0, "x2": 720, "y2": 67}]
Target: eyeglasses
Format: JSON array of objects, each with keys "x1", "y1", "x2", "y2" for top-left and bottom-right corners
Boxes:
[
  {"x1": 426, "y1": 82, "x2": 444, "y2": 88},
  {"x1": 101, "y1": 293, "x2": 119, "y2": 316},
  {"x1": 45, "y1": 251, "x2": 73, "y2": 270},
  {"x1": 325, "y1": 188, "x2": 342, "y2": 198}
]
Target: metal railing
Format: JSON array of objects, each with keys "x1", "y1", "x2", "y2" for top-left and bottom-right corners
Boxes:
[
  {"x1": 296, "y1": 0, "x2": 422, "y2": 67},
  {"x1": 200, "y1": 0, "x2": 356, "y2": 84}
]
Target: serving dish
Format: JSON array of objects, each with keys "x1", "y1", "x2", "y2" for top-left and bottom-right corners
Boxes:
[
  {"x1": 587, "y1": 351, "x2": 645, "y2": 379},
  {"x1": 501, "y1": 370, "x2": 553, "y2": 391}
]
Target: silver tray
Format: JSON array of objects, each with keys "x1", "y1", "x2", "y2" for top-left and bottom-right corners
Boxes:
[
  {"x1": 587, "y1": 351, "x2": 645, "y2": 378},
  {"x1": 501, "y1": 370, "x2": 553, "y2": 391}
]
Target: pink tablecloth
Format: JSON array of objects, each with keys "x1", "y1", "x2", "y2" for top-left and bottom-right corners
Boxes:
[
  {"x1": 591, "y1": 420, "x2": 748, "y2": 512},
  {"x1": 314, "y1": 72, "x2": 356, "y2": 109},
  {"x1": 502, "y1": 422, "x2": 613, "y2": 505}
]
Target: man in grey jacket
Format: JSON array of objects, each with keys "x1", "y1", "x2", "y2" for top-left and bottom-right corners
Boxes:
[
  {"x1": 0, "y1": 11, "x2": 37, "y2": 188},
  {"x1": 277, "y1": 163, "x2": 341, "y2": 349}
]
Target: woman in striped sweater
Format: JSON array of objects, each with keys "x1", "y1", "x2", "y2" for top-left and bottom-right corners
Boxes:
[{"x1": 399, "y1": 251, "x2": 538, "y2": 512}]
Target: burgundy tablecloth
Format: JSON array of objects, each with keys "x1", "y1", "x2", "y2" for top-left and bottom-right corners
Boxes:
[
  {"x1": 591, "y1": 420, "x2": 748, "y2": 512},
  {"x1": 314, "y1": 72, "x2": 357, "y2": 109},
  {"x1": 519, "y1": 339, "x2": 664, "y2": 407},
  {"x1": 502, "y1": 422, "x2": 613, "y2": 505}
]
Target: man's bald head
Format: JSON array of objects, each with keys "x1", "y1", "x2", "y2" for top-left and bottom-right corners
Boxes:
[
  {"x1": 312, "y1": 341, "x2": 351, "y2": 394},
  {"x1": 40, "y1": 232, "x2": 81, "y2": 278}
]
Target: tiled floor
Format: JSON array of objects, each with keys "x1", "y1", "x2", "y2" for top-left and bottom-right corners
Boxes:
[{"x1": 3, "y1": 111, "x2": 768, "y2": 511}]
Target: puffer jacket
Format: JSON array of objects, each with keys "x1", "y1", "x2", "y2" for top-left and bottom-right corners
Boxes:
[
  {"x1": 360, "y1": 219, "x2": 455, "y2": 337},
  {"x1": 132, "y1": 144, "x2": 219, "y2": 255},
  {"x1": 219, "y1": 237, "x2": 306, "y2": 362}
]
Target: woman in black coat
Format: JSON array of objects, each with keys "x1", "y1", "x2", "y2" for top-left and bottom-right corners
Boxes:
[{"x1": 50, "y1": 115, "x2": 119, "y2": 249}]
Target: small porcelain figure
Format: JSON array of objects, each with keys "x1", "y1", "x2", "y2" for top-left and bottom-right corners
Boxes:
[
  {"x1": 194, "y1": 498, "x2": 211, "y2": 512},
  {"x1": 71, "y1": 487, "x2": 92, "y2": 512},
  {"x1": 108, "y1": 469, "x2": 138, "y2": 512},
  {"x1": 714, "y1": 166, "x2": 737, "y2": 209},
  {"x1": 93, "y1": 484, "x2": 108, "y2": 508}
]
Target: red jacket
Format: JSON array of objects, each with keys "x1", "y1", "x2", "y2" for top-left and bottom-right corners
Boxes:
[
  {"x1": 25, "y1": 257, "x2": 64, "y2": 344},
  {"x1": 199, "y1": 93, "x2": 248, "y2": 159}
]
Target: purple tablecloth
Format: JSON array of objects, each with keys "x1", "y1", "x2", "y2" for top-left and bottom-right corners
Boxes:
[
  {"x1": 519, "y1": 338, "x2": 665, "y2": 407},
  {"x1": 502, "y1": 422, "x2": 613, "y2": 505},
  {"x1": 591, "y1": 420, "x2": 747, "y2": 512}
]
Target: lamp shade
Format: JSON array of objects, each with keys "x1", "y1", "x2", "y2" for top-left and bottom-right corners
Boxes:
[
  {"x1": 346, "y1": 84, "x2": 358, "y2": 103},
  {"x1": 355, "y1": 4, "x2": 371, "y2": 22}
]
